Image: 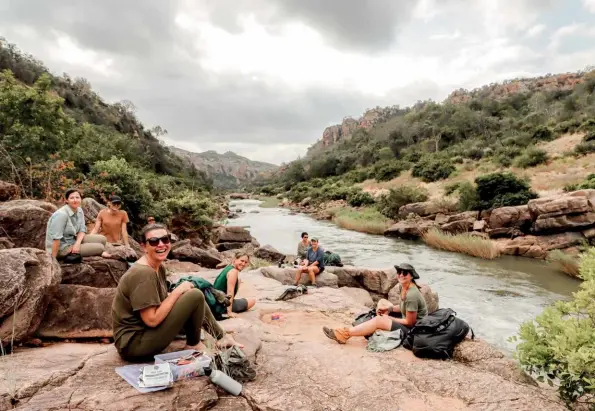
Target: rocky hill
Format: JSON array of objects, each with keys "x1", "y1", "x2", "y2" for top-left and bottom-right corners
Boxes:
[{"x1": 170, "y1": 147, "x2": 278, "y2": 190}]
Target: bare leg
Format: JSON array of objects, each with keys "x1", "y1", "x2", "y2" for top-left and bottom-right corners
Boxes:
[
  {"x1": 348, "y1": 315, "x2": 393, "y2": 337},
  {"x1": 294, "y1": 267, "x2": 307, "y2": 285},
  {"x1": 217, "y1": 334, "x2": 244, "y2": 349},
  {"x1": 247, "y1": 298, "x2": 257, "y2": 310}
]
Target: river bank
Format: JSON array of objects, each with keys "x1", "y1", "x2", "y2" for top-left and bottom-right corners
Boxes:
[{"x1": 267, "y1": 189, "x2": 595, "y2": 278}]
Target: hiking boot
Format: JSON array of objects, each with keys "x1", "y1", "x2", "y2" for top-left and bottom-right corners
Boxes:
[
  {"x1": 322, "y1": 326, "x2": 350, "y2": 344},
  {"x1": 310, "y1": 283, "x2": 319, "y2": 288}
]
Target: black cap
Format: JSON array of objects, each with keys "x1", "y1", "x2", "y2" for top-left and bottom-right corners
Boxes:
[
  {"x1": 394, "y1": 263, "x2": 420, "y2": 279},
  {"x1": 109, "y1": 195, "x2": 122, "y2": 204}
]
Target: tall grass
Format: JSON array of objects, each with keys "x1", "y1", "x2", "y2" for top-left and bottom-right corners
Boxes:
[
  {"x1": 546, "y1": 249, "x2": 580, "y2": 278},
  {"x1": 258, "y1": 197, "x2": 280, "y2": 208},
  {"x1": 332, "y1": 207, "x2": 392, "y2": 235},
  {"x1": 422, "y1": 228, "x2": 500, "y2": 259}
]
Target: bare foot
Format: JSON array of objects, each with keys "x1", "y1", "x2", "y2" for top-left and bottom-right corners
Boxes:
[
  {"x1": 185, "y1": 342, "x2": 208, "y2": 352},
  {"x1": 216, "y1": 334, "x2": 244, "y2": 349},
  {"x1": 101, "y1": 251, "x2": 112, "y2": 258}
]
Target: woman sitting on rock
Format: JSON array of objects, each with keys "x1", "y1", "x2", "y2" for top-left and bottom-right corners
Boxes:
[
  {"x1": 112, "y1": 223, "x2": 241, "y2": 361},
  {"x1": 90, "y1": 195, "x2": 130, "y2": 247},
  {"x1": 45, "y1": 188, "x2": 111, "y2": 259},
  {"x1": 213, "y1": 252, "x2": 257, "y2": 317},
  {"x1": 322, "y1": 263, "x2": 427, "y2": 344}
]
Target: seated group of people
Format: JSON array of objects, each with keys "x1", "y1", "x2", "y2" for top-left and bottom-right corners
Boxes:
[{"x1": 45, "y1": 189, "x2": 425, "y2": 362}]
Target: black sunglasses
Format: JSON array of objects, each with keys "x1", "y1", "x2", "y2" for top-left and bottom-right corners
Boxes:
[
  {"x1": 397, "y1": 270, "x2": 411, "y2": 276},
  {"x1": 145, "y1": 235, "x2": 171, "y2": 247}
]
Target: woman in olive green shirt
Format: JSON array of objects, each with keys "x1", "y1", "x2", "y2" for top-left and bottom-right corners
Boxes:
[
  {"x1": 112, "y1": 223, "x2": 241, "y2": 361},
  {"x1": 323, "y1": 263, "x2": 427, "y2": 344}
]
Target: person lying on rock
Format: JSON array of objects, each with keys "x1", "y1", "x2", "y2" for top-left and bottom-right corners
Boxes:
[
  {"x1": 90, "y1": 195, "x2": 130, "y2": 247},
  {"x1": 213, "y1": 251, "x2": 257, "y2": 317},
  {"x1": 295, "y1": 237, "x2": 325, "y2": 287},
  {"x1": 45, "y1": 188, "x2": 111, "y2": 259},
  {"x1": 112, "y1": 223, "x2": 241, "y2": 362},
  {"x1": 322, "y1": 263, "x2": 427, "y2": 344},
  {"x1": 296, "y1": 231, "x2": 311, "y2": 261}
]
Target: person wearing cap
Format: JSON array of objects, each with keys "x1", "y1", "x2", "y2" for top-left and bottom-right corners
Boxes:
[
  {"x1": 322, "y1": 262, "x2": 427, "y2": 344},
  {"x1": 91, "y1": 195, "x2": 130, "y2": 246},
  {"x1": 294, "y1": 237, "x2": 325, "y2": 287}
]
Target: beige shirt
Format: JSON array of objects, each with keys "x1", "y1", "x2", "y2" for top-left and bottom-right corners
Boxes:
[{"x1": 97, "y1": 209, "x2": 129, "y2": 243}]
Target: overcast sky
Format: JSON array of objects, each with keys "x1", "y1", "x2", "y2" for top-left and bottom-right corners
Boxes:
[{"x1": 2, "y1": 0, "x2": 595, "y2": 165}]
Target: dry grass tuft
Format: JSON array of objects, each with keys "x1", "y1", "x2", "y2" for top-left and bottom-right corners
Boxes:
[
  {"x1": 546, "y1": 249, "x2": 581, "y2": 278},
  {"x1": 422, "y1": 228, "x2": 500, "y2": 260},
  {"x1": 249, "y1": 257, "x2": 273, "y2": 269},
  {"x1": 333, "y1": 207, "x2": 392, "y2": 235}
]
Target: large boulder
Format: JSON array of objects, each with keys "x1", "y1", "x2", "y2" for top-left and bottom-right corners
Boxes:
[
  {"x1": 255, "y1": 245, "x2": 285, "y2": 262},
  {"x1": 528, "y1": 192, "x2": 593, "y2": 218},
  {"x1": 163, "y1": 259, "x2": 202, "y2": 274},
  {"x1": 0, "y1": 200, "x2": 56, "y2": 250},
  {"x1": 0, "y1": 181, "x2": 19, "y2": 201},
  {"x1": 229, "y1": 193, "x2": 249, "y2": 199},
  {"x1": 81, "y1": 197, "x2": 105, "y2": 230},
  {"x1": 170, "y1": 242, "x2": 223, "y2": 268},
  {"x1": 260, "y1": 266, "x2": 339, "y2": 288},
  {"x1": 0, "y1": 248, "x2": 61, "y2": 344},
  {"x1": 212, "y1": 226, "x2": 252, "y2": 243},
  {"x1": 388, "y1": 282, "x2": 439, "y2": 313},
  {"x1": 488, "y1": 205, "x2": 532, "y2": 230},
  {"x1": 326, "y1": 266, "x2": 397, "y2": 295},
  {"x1": 105, "y1": 243, "x2": 137, "y2": 262},
  {"x1": 36, "y1": 285, "x2": 115, "y2": 339},
  {"x1": 384, "y1": 219, "x2": 437, "y2": 239},
  {"x1": 60, "y1": 257, "x2": 128, "y2": 288},
  {"x1": 0, "y1": 238, "x2": 14, "y2": 250},
  {"x1": 341, "y1": 287, "x2": 374, "y2": 308},
  {"x1": 497, "y1": 232, "x2": 586, "y2": 259},
  {"x1": 398, "y1": 201, "x2": 438, "y2": 218},
  {"x1": 215, "y1": 242, "x2": 246, "y2": 252},
  {"x1": 533, "y1": 212, "x2": 595, "y2": 233}
]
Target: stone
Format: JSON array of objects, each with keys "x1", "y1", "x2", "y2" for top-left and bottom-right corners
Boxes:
[
  {"x1": 299, "y1": 197, "x2": 311, "y2": 207},
  {"x1": 0, "y1": 238, "x2": 14, "y2": 250},
  {"x1": 170, "y1": 242, "x2": 224, "y2": 268},
  {"x1": 440, "y1": 219, "x2": 473, "y2": 234},
  {"x1": 434, "y1": 213, "x2": 449, "y2": 225},
  {"x1": 81, "y1": 197, "x2": 105, "y2": 228},
  {"x1": 229, "y1": 192, "x2": 249, "y2": 199},
  {"x1": 473, "y1": 220, "x2": 486, "y2": 231},
  {"x1": 486, "y1": 227, "x2": 524, "y2": 239},
  {"x1": 0, "y1": 181, "x2": 19, "y2": 201},
  {"x1": 445, "y1": 211, "x2": 479, "y2": 223},
  {"x1": 260, "y1": 266, "x2": 339, "y2": 288},
  {"x1": 488, "y1": 205, "x2": 532, "y2": 230},
  {"x1": 36, "y1": 285, "x2": 115, "y2": 339},
  {"x1": 584, "y1": 227, "x2": 595, "y2": 239},
  {"x1": 128, "y1": 237, "x2": 144, "y2": 258},
  {"x1": 215, "y1": 242, "x2": 245, "y2": 252},
  {"x1": 384, "y1": 219, "x2": 437, "y2": 239},
  {"x1": 0, "y1": 248, "x2": 61, "y2": 344},
  {"x1": 341, "y1": 287, "x2": 374, "y2": 308},
  {"x1": 326, "y1": 266, "x2": 397, "y2": 295},
  {"x1": 212, "y1": 226, "x2": 252, "y2": 243},
  {"x1": 255, "y1": 245, "x2": 285, "y2": 262},
  {"x1": 528, "y1": 194, "x2": 591, "y2": 218},
  {"x1": 533, "y1": 211, "x2": 595, "y2": 233},
  {"x1": 496, "y1": 232, "x2": 586, "y2": 259},
  {"x1": 388, "y1": 282, "x2": 439, "y2": 314},
  {"x1": 163, "y1": 259, "x2": 202, "y2": 274},
  {"x1": 60, "y1": 257, "x2": 128, "y2": 288},
  {"x1": 104, "y1": 243, "x2": 137, "y2": 262},
  {"x1": 398, "y1": 201, "x2": 438, "y2": 218},
  {"x1": 0, "y1": 200, "x2": 56, "y2": 250}
]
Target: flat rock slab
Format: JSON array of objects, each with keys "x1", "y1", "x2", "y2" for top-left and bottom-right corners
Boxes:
[
  {"x1": 260, "y1": 266, "x2": 339, "y2": 288},
  {"x1": 61, "y1": 257, "x2": 128, "y2": 288},
  {"x1": 326, "y1": 266, "x2": 397, "y2": 295}
]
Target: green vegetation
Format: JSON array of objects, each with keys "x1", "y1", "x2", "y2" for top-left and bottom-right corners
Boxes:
[
  {"x1": 475, "y1": 172, "x2": 537, "y2": 209},
  {"x1": 513, "y1": 147, "x2": 549, "y2": 168},
  {"x1": 376, "y1": 185, "x2": 429, "y2": 220},
  {"x1": 546, "y1": 250, "x2": 580, "y2": 278},
  {"x1": 0, "y1": 39, "x2": 216, "y2": 236},
  {"x1": 514, "y1": 248, "x2": 595, "y2": 408},
  {"x1": 422, "y1": 228, "x2": 501, "y2": 259},
  {"x1": 258, "y1": 196, "x2": 281, "y2": 208},
  {"x1": 329, "y1": 206, "x2": 391, "y2": 235}
]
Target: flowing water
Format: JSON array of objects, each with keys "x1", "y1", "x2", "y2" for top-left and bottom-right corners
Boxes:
[{"x1": 228, "y1": 199, "x2": 580, "y2": 353}]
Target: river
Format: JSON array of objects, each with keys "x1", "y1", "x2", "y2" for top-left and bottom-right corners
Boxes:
[{"x1": 228, "y1": 199, "x2": 580, "y2": 353}]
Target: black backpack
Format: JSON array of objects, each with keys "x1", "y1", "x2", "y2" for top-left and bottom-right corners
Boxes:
[{"x1": 402, "y1": 308, "x2": 473, "y2": 359}]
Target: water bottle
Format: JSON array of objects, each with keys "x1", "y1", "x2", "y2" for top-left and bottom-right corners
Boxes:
[{"x1": 204, "y1": 367, "x2": 242, "y2": 396}]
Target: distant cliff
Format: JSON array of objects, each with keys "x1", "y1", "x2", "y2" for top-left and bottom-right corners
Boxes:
[{"x1": 170, "y1": 147, "x2": 278, "y2": 189}]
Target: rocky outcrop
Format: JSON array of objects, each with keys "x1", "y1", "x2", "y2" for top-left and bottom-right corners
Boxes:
[
  {"x1": 213, "y1": 226, "x2": 252, "y2": 243},
  {"x1": 60, "y1": 257, "x2": 128, "y2": 288},
  {"x1": 0, "y1": 200, "x2": 56, "y2": 250},
  {"x1": 260, "y1": 266, "x2": 339, "y2": 288},
  {"x1": 104, "y1": 243, "x2": 137, "y2": 262},
  {"x1": 0, "y1": 238, "x2": 14, "y2": 250},
  {"x1": 528, "y1": 190, "x2": 595, "y2": 234},
  {"x1": 384, "y1": 219, "x2": 437, "y2": 239},
  {"x1": 496, "y1": 232, "x2": 586, "y2": 259},
  {"x1": 0, "y1": 181, "x2": 19, "y2": 201},
  {"x1": 326, "y1": 266, "x2": 397, "y2": 296},
  {"x1": 36, "y1": 285, "x2": 115, "y2": 339},
  {"x1": 398, "y1": 201, "x2": 439, "y2": 218},
  {"x1": 228, "y1": 192, "x2": 250, "y2": 199},
  {"x1": 163, "y1": 259, "x2": 202, "y2": 273},
  {"x1": 255, "y1": 244, "x2": 285, "y2": 262},
  {"x1": 81, "y1": 197, "x2": 104, "y2": 231},
  {"x1": 388, "y1": 283, "x2": 440, "y2": 314},
  {"x1": 341, "y1": 287, "x2": 374, "y2": 308},
  {"x1": 170, "y1": 240, "x2": 224, "y2": 268},
  {"x1": 0, "y1": 248, "x2": 61, "y2": 344}
]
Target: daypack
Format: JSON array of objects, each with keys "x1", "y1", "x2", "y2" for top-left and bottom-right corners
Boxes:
[
  {"x1": 323, "y1": 251, "x2": 344, "y2": 267},
  {"x1": 168, "y1": 276, "x2": 231, "y2": 320},
  {"x1": 402, "y1": 308, "x2": 473, "y2": 359}
]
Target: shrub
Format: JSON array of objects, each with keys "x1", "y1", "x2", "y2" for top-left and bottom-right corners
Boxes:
[
  {"x1": 444, "y1": 182, "x2": 461, "y2": 196},
  {"x1": 457, "y1": 181, "x2": 480, "y2": 211},
  {"x1": 573, "y1": 174, "x2": 595, "y2": 190},
  {"x1": 412, "y1": 156, "x2": 455, "y2": 182},
  {"x1": 494, "y1": 146, "x2": 523, "y2": 167},
  {"x1": 343, "y1": 168, "x2": 369, "y2": 184},
  {"x1": 514, "y1": 248, "x2": 595, "y2": 407},
  {"x1": 514, "y1": 147, "x2": 549, "y2": 168},
  {"x1": 475, "y1": 172, "x2": 537, "y2": 209},
  {"x1": 347, "y1": 191, "x2": 375, "y2": 207},
  {"x1": 422, "y1": 229, "x2": 500, "y2": 259},
  {"x1": 377, "y1": 185, "x2": 429, "y2": 220},
  {"x1": 553, "y1": 119, "x2": 581, "y2": 135},
  {"x1": 373, "y1": 161, "x2": 403, "y2": 182},
  {"x1": 583, "y1": 130, "x2": 595, "y2": 142},
  {"x1": 531, "y1": 126, "x2": 553, "y2": 142},
  {"x1": 159, "y1": 190, "x2": 217, "y2": 240},
  {"x1": 573, "y1": 141, "x2": 595, "y2": 156}
]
